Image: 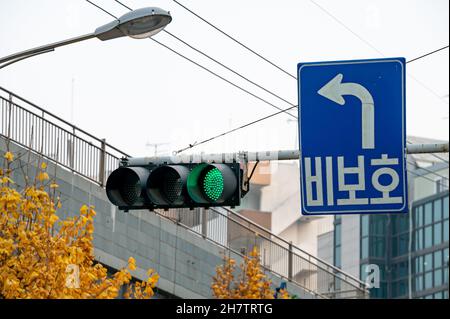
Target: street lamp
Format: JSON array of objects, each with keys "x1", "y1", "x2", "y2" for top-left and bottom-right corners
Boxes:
[{"x1": 0, "y1": 7, "x2": 172, "y2": 69}]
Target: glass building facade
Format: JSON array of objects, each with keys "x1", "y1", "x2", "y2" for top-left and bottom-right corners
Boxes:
[
  {"x1": 334, "y1": 191, "x2": 449, "y2": 299},
  {"x1": 410, "y1": 193, "x2": 449, "y2": 299}
]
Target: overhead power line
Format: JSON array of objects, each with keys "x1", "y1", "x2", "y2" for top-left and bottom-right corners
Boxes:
[
  {"x1": 310, "y1": 0, "x2": 449, "y2": 106},
  {"x1": 109, "y1": 0, "x2": 297, "y2": 119},
  {"x1": 86, "y1": 0, "x2": 117, "y2": 18},
  {"x1": 150, "y1": 37, "x2": 297, "y2": 119},
  {"x1": 88, "y1": 0, "x2": 448, "y2": 167},
  {"x1": 309, "y1": 0, "x2": 384, "y2": 56},
  {"x1": 406, "y1": 45, "x2": 449, "y2": 64},
  {"x1": 114, "y1": 0, "x2": 131, "y2": 11},
  {"x1": 174, "y1": 105, "x2": 298, "y2": 154},
  {"x1": 162, "y1": 29, "x2": 298, "y2": 109},
  {"x1": 174, "y1": 49, "x2": 450, "y2": 154},
  {"x1": 171, "y1": 0, "x2": 297, "y2": 80}
]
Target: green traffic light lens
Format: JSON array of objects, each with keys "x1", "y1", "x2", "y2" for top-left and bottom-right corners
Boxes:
[{"x1": 202, "y1": 168, "x2": 224, "y2": 201}]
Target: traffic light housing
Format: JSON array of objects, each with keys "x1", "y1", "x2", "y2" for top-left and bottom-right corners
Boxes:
[{"x1": 106, "y1": 160, "x2": 243, "y2": 211}]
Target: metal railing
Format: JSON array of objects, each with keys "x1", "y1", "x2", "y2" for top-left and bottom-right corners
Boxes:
[
  {"x1": 155, "y1": 207, "x2": 369, "y2": 299},
  {"x1": 0, "y1": 86, "x2": 369, "y2": 298},
  {"x1": 0, "y1": 86, "x2": 128, "y2": 186}
]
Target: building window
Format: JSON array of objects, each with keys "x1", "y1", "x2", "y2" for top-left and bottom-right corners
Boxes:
[
  {"x1": 398, "y1": 280, "x2": 407, "y2": 297},
  {"x1": 433, "y1": 222, "x2": 442, "y2": 245},
  {"x1": 371, "y1": 237, "x2": 385, "y2": 257},
  {"x1": 434, "y1": 251, "x2": 443, "y2": 268},
  {"x1": 434, "y1": 292, "x2": 444, "y2": 299},
  {"x1": 415, "y1": 229, "x2": 423, "y2": 251},
  {"x1": 443, "y1": 196, "x2": 449, "y2": 219},
  {"x1": 398, "y1": 234, "x2": 408, "y2": 255},
  {"x1": 362, "y1": 215, "x2": 369, "y2": 237},
  {"x1": 424, "y1": 226, "x2": 433, "y2": 249},
  {"x1": 424, "y1": 272, "x2": 433, "y2": 290},
  {"x1": 444, "y1": 266, "x2": 449, "y2": 288},
  {"x1": 424, "y1": 203, "x2": 433, "y2": 225},
  {"x1": 361, "y1": 237, "x2": 369, "y2": 259},
  {"x1": 372, "y1": 215, "x2": 387, "y2": 235},
  {"x1": 415, "y1": 206, "x2": 423, "y2": 228},
  {"x1": 436, "y1": 177, "x2": 449, "y2": 193},
  {"x1": 434, "y1": 199, "x2": 442, "y2": 221},
  {"x1": 415, "y1": 256, "x2": 423, "y2": 273},
  {"x1": 415, "y1": 275, "x2": 423, "y2": 291},
  {"x1": 444, "y1": 220, "x2": 449, "y2": 242},
  {"x1": 434, "y1": 269, "x2": 443, "y2": 287},
  {"x1": 424, "y1": 253, "x2": 433, "y2": 272}
]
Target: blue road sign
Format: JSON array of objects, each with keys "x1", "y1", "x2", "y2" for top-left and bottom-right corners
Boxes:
[{"x1": 298, "y1": 58, "x2": 407, "y2": 215}]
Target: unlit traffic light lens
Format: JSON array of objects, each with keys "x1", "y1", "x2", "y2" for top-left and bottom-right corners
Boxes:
[
  {"x1": 162, "y1": 169, "x2": 184, "y2": 203},
  {"x1": 121, "y1": 174, "x2": 141, "y2": 205},
  {"x1": 105, "y1": 166, "x2": 149, "y2": 207}
]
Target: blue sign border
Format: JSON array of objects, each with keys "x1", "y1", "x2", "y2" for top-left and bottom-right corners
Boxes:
[{"x1": 297, "y1": 58, "x2": 407, "y2": 215}]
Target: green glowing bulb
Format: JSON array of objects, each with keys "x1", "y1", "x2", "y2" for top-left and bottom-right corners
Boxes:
[{"x1": 203, "y1": 168, "x2": 224, "y2": 201}]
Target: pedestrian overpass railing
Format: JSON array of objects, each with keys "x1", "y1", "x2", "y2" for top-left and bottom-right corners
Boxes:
[{"x1": 0, "y1": 86, "x2": 128, "y2": 187}]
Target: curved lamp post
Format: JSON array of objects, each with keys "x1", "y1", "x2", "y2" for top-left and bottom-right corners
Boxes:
[{"x1": 0, "y1": 7, "x2": 172, "y2": 69}]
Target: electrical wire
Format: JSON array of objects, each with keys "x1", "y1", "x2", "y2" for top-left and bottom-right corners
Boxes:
[
  {"x1": 88, "y1": 0, "x2": 448, "y2": 162},
  {"x1": 150, "y1": 37, "x2": 297, "y2": 119},
  {"x1": 108, "y1": 0, "x2": 297, "y2": 119},
  {"x1": 172, "y1": 0, "x2": 297, "y2": 80},
  {"x1": 114, "y1": 0, "x2": 131, "y2": 11},
  {"x1": 246, "y1": 160, "x2": 260, "y2": 186},
  {"x1": 174, "y1": 105, "x2": 298, "y2": 154},
  {"x1": 85, "y1": 0, "x2": 117, "y2": 19},
  {"x1": 406, "y1": 45, "x2": 449, "y2": 64},
  {"x1": 162, "y1": 29, "x2": 298, "y2": 110},
  {"x1": 173, "y1": 47, "x2": 450, "y2": 154},
  {"x1": 310, "y1": 0, "x2": 449, "y2": 106},
  {"x1": 309, "y1": 0, "x2": 384, "y2": 56}
]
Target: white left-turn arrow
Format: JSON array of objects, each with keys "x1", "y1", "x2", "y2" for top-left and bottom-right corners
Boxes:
[{"x1": 317, "y1": 73, "x2": 375, "y2": 149}]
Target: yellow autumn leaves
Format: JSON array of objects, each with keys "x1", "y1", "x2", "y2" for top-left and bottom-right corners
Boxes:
[
  {"x1": 3, "y1": 152, "x2": 14, "y2": 162},
  {"x1": 0, "y1": 152, "x2": 159, "y2": 299},
  {"x1": 211, "y1": 247, "x2": 290, "y2": 299}
]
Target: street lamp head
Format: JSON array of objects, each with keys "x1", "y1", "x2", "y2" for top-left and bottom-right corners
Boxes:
[
  {"x1": 118, "y1": 7, "x2": 172, "y2": 39},
  {"x1": 95, "y1": 7, "x2": 172, "y2": 41}
]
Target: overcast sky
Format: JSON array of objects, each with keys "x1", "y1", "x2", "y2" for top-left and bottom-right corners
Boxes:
[{"x1": 0, "y1": 0, "x2": 448, "y2": 158}]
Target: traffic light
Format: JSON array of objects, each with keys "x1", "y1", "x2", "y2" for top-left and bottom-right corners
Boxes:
[{"x1": 106, "y1": 161, "x2": 243, "y2": 211}]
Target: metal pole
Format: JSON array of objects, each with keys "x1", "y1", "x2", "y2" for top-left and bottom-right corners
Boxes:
[
  {"x1": 99, "y1": 138, "x2": 106, "y2": 187},
  {"x1": 288, "y1": 241, "x2": 293, "y2": 282},
  {"x1": 201, "y1": 208, "x2": 207, "y2": 239},
  {"x1": 127, "y1": 143, "x2": 449, "y2": 166},
  {"x1": 0, "y1": 33, "x2": 96, "y2": 68},
  {"x1": 406, "y1": 143, "x2": 449, "y2": 154}
]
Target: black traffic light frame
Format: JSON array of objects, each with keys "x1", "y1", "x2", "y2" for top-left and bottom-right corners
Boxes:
[{"x1": 106, "y1": 159, "x2": 243, "y2": 212}]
